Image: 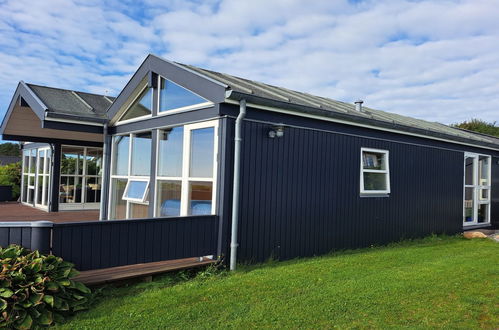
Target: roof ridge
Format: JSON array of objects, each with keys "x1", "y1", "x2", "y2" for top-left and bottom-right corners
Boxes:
[{"x1": 26, "y1": 83, "x2": 112, "y2": 98}]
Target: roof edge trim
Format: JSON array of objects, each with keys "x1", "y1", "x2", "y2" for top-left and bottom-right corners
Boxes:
[
  {"x1": 224, "y1": 93, "x2": 499, "y2": 152},
  {"x1": 0, "y1": 82, "x2": 48, "y2": 135}
]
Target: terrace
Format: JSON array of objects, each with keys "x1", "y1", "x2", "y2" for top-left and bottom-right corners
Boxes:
[{"x1": 0, "y1": 202, "x2": 99, "y2": 223}]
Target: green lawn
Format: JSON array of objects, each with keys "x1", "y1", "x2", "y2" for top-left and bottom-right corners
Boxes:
[{"x1": 58, "y1": 236, "x2": 498, "y2": 329}]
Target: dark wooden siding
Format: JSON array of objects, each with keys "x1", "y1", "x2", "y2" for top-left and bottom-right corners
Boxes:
[
  {"x1": 0, "y1": 224, "x2": 52, "y2": 254},
  {"x1": 223, "y1": 116, "x2": 467, "y2": 263},
  {"x1": 52, "y1": 215, "x2": 218, "y2": 270}
]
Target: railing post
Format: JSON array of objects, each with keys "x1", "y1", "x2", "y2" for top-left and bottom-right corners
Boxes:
[{"x1": 30, "y1": 221, "x2": 53, "y2": 254}]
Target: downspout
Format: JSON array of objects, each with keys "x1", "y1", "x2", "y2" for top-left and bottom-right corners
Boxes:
[
  {"x1": 99, "y1": 123, "x2": 110, "y2": 220},
  {"x1": 230, "y1": 99, "x2": 246, "y2": 271}
]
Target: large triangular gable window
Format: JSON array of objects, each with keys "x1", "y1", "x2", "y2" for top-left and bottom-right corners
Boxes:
[
  {"x1": 159, "y1": 77, "x2": 210, "y2": 113},
  {"x1": 119, "y1": 86, "x2": 152, "y2": 122}
]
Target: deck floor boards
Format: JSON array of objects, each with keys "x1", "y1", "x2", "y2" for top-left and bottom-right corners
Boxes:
[
  {"x1": 73, "y1": 257, "x2": 216, "y2": 285},
  {"x1": 0, "y1": 202, "x2": 99, "y2": 223}
]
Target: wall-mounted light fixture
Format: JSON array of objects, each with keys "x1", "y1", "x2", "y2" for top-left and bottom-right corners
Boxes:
[{"x1": 268, "y1": 124, "x2": 285, "y2": 138}]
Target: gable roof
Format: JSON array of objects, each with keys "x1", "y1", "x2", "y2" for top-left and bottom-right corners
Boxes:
[
  {"x1": 26, "y1": 84, "x2": 113, "y2": 122},
  {"x1": 170, "y1": 60, "x2": 499, "y2": 149}
]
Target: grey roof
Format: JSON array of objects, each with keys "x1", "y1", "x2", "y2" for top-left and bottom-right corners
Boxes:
[
  {"x1": 27, "y1": 84, "x2": 113, "y2": 122},
  {"x1": 0, "y1": 156, "x2": 21, "y2": 165},
  {"x1": 175, "y1": 62, "x2": 499, "y2": 147}
]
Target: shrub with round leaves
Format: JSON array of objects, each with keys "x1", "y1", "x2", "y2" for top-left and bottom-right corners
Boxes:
[{"x1": 0, "y1": 245, "x2": 92, "y2": 329}]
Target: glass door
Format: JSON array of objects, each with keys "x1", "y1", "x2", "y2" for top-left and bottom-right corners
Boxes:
[
  {"x1": 464, "y1": 153, "x2": 491, "y2": 226},
  {"x1": 35, "y1": 148, "x2": 50, "y2": 209},
  {"x1": 27, "y1": 149, "x2": 36, "y2": 205}
]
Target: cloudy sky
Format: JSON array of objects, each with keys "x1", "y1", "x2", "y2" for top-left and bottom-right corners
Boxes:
[{"x1": 1, "y1": 0, "x2": 498, "y2": 140}]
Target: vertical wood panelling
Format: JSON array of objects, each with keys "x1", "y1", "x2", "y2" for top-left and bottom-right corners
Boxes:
[
  {"x1": 232, "y1": 121, "x2": 464, "y2": 263},
  {"x1": 52, "y1": 215, "x2": 218, "y2": 271}
]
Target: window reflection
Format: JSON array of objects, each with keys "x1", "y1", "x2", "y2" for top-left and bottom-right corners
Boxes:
[
  {"x1": 158, "y1": 127, "x2": 183, "y2": 177},
  {"x1": 131, "y1": 132, "x2": 152, "y2": 176},
  {"x1": 190, "y1": 127, "x2": 214, "y2": 177},
  {"x1": 159, "y1": 78, "x2": 208, "y2": 113}
]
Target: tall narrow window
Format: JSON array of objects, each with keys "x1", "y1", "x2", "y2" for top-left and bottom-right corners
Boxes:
[
  {"x1": 113, "y1": 136, "x2": 130, "y2": 176},
  {"x1": 360, "y1": 148, "x2": 390, "y2": 195},
  {"x1": 158, "y1": 77, "x2": 210, "y2": 113},
  {"x1": 109, "y1": 131, "x2": 152, "y2": 219},
  {"x1": 156, "y1": 127, "x2": 184, "y2": 216}
]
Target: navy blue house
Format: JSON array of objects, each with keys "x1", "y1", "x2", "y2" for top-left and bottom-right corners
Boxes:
[{"x1": 1, "y1": 54, "x2": 497, "y2": 269}]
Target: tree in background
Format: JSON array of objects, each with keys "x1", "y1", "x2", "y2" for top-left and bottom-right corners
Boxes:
[
  {"x1": 0, "y1": 142, "x2": 21, "y2": 156},
  {"x1": 0, "y1": 162, "x2": 21, "y2": 200},
  {"x1": 452, "y1": 119, "x2": 499, "y2": 137}
]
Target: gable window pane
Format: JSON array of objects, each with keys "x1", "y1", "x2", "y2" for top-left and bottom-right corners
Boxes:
[
  {"x1": 159, "y1": 78, "x2": 208, "y2": 113},
  {"x1": 120, "y1": 87, "x2": 152, "y2": 121},
  {"x1": 190, "y1": 127, "x2": 214, "y2": 177},
  {"x1": 157, "y1": 181, "x2": 181, "y2": 216},
  {"x1": 113, "y1": 136, "x2": 130, "y2": 176},
  {"x1": 131, "y1": 132, "x2": 152, "y2": 176},
  {"x1": 188, "y1": 182, "x2": 212, "y2": 215},
  {"x1": 158, "y1": 127, "x2": 183, "y2": 177}
]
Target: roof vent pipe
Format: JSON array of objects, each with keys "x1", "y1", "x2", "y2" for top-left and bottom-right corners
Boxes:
[{"x1": 354, "y1": 100, "x2": 364, "y2": 112}]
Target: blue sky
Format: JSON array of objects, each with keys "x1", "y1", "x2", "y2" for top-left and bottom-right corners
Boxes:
[{"x1": 1, "y1": 0, "x2": 499, "y2": 143}]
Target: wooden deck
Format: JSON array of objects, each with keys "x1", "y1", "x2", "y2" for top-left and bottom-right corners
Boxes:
[
  {"x1": 73, "y1": 257, "x2": 217, "y2": 286},
  {"x1": 0, "y1": 202, "x2": 99, "y2": 223}
]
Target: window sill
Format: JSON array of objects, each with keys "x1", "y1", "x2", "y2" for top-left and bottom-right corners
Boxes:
[
  {"x1": 463, "y1": 223, "x2": 491, "y2": 230},
  {"x1": 360, "y1": 193, "x2": 390, "y2": 198}
]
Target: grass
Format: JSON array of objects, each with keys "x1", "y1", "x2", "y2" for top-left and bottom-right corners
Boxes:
[{"x1": 57, "y1": 236, "x2": 498, "y2": 329}]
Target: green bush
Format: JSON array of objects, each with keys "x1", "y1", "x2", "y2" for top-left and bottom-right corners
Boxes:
[
  {"x1": 0, "y1": 162, "x2": 21, "y2": 200},
  {"x1": 0, "y1": 245, "x2": 92, "y2": 329}
]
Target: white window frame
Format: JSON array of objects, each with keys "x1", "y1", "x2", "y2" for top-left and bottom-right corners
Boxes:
[
  {"x1": 34, "y1": 148, "x2": 51, "y2": 209},
  {"x1": 109, "y1": 131, "x2": 152, "y2": 219},
  {"x1": 156, "y1": 75, "x2": 214, "y2": 117},
  {"x1": 153, "y1": 119, "x2": 219, "y2": 217},
  {"x1": 463, "y1": 152, "x2": 491, "y2": 226},
  {"x1": 59, "y1": 146, "x2": 102, "y2": 210},
  {"x1": 21, "y1": 147, "x2": 51, "y2": 209},
  {"x1": 122, "y1": 178, "x2": 150, "y2": 203},
  {"x1": 360, "y1": 147, "x2": 390, "y2": 195},
  {"x1": 115, "y1": 84, "x2": 153, "y2": 126}
]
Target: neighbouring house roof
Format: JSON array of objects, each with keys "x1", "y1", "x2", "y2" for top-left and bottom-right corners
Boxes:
[
  {"x1": 26, "y1": 84, "x2": 114, "y2": 122},
  {"x1": 0, "y1": 156, "x2": 21, "y2": 165},
  {"x1": 168, "y1": 58, "x2": 499, "y2": 149},
  {"x1": 0, "y1": 82, "x2": 109, "y2": 145}
]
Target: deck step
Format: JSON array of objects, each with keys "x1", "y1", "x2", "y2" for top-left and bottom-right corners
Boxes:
[{"x1": 72, "y1": 257, "x2": 216, "y2": 286}]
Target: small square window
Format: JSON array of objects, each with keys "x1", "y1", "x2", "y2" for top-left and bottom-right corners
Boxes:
[
  {"x1": 360, "y1": 148, "x2": 390, "y2": 195},
  {"x1": 123, "y1": 180, "x2": 150, "y2": 202}
]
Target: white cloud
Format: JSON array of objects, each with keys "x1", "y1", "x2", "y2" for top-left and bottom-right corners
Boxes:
[{"x1": 1, "y1": 0, "x2": 499, "y2": 132}]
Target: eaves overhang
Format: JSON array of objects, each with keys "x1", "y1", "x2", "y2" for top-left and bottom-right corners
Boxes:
[{"x1": 225, "y1": 90, "x2": 499, "y2": 152}]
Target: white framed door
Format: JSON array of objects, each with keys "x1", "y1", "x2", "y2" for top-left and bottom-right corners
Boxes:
[
  {"x1": 463, "y1": 153, "x2": 491, "y2": 226},
  {"x1": 34, "y1": 148, "x2": 50, "y2": 210}
]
